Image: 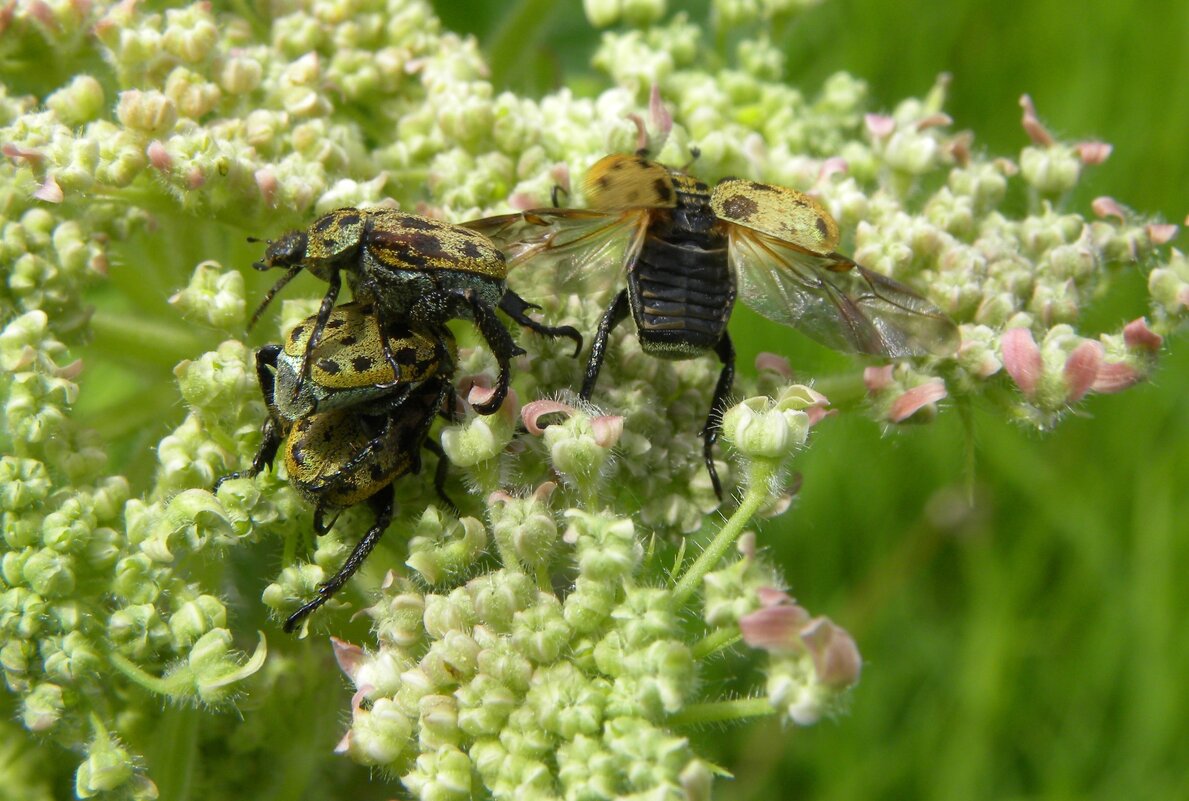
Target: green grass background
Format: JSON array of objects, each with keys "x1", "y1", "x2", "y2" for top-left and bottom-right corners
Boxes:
[{"x1": 431, "y1": 1, "x2": 1189, "y2": 799}]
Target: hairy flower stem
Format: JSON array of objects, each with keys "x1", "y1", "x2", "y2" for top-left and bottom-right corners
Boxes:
[
  {"x1": 107, "y1": 652, "x2": 178, "y2": 697},
  {"x1": 673, "y1": 459, "x2": 778, "y2": 605},
  {"x1": 666, "y1": 696, "x2": 775, "y2": 728},
  {"x1": 691, "y1": 627, "x2": 742, "y2": 660}
]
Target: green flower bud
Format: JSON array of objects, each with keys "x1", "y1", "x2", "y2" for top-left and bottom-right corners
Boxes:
[
  {"x1": 527, "y1": 662, "x2": 606, "y2": 739},
  {"x1": 22, "y1": 548, "x2": 76, "y2": 597},
  {"x1": 1020, "y1": 144, "x2": 1081, "y2": 194},
  {"x1": 406, "y1": 512, "x2": 488, "y2": 585},
  {"x1": 0, "y1": 457, "x2": 50, "y2": 516},
  {"x1": 168, "y1": 262, "x2": 246, "y2": 332},
  {"x1": 112, "y1": 554, "x2": 161, "y2": 604},
  {"x1": 475, "y1": 642, "x2": 533, "y2": 693},
  {"x1": 168, "y1": 594, "x2": 227, "y2": 649},
  {"x1": 108, "y1": 604, "x2": 169, "y2": 659},
  {"x1": 346, "y1": 697, "x2": 414, "y2": 766},
  {"x1": 164, "y1": 67, "x2": 222, "y2": 119},
  {"x1": 187, "y1": 628, "x2": 267, "y2": 705},
  {"x1": 420, "y1": 631, "x2": 481, "y2": 688},
  {"x1": 511, "y1": 595, "x2": 571, "y2": 664},
  {"x1": 440, "y1": 409, "x2": 514, "y2": 467},
  {"x1": 563, "y1": 577, "x2": 618, "y2": 634},
  {"x1": 490, "y1": 489, "x2": 559, "y2": 572},
  {"x1": 21, "y1": 682, "x2": 65, "y2": 732},
  {"x1": 402, "y1": 744, "x2": 474, "y2": 801},
  {"x1": 162, "y1": 4, "x2": 219, "y2": 62},
  {"x1": 466, "y1": 569, "x2": 536, "y2": 632},
  {"x1": 116, "y1": 90, "x2": 178, "y2": 135},
  {"x1": 44, "y1": 630, "x2": 102, "y2": 682},
  {"x1": 75, "y1": 729, "x2": 135, "y2": 798},
  {"x1": 46, "y1": 75, "x2": 106, "y2": 127},
  {"x1": 456, "y1": 675, "x2": 517, "y2": 737},
  {"x1": 422, "y1": 588, "x2": 477, "y2": 641},
  {"x1": 1, "y1": 637, "x2": 35, "y2": 689},
  {"x1": 720, "y1": 393, "x2": 810, "y2": 461},
  {"x1": 565, "y1": 510, "x2": 642, "y2": 582},
  {"x1": 370, "y1": 584, "x2": 428, "y2": 649},
  {"x1": 417, "y1": 694, "x2": 461, "y2": 749}
]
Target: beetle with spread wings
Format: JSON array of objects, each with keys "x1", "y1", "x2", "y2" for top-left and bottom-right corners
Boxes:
[{"x1": 465, "y1": 154, "x2": 959, "y2": 499}]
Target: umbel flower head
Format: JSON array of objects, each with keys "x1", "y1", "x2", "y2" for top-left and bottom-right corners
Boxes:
[{"x1": 0, "y1": 0, "x2": 1183, "y2": 799}]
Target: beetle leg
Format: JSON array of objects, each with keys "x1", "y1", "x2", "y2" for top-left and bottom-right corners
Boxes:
[
  {"x1": 213, "y1": 345, "x2": 284, "y2": 490},
  {"x1": 499, "y1": 290, "x2": 583, "y2": 357},
  {"x1": 284, "y1": 484, "x2": 395, "y2": 633},
  {"x1": 378, "y1": 323, "x2": 402, "y2": 382},
  {"x1": 292, "y1": 269, "x2": 342, "y2": 401},
  {"x1": 421, "y1": 439, "x2": 459, "y2": 515},
  {"x1": 457, "y1": 288, "x2": 524, "y2": 415},
  {"x1": 700, "y1": 332, "x2": 735, "y2": 502},
  {"x1": 579, "y1": 289, "x2": 630, "y2": 400}
]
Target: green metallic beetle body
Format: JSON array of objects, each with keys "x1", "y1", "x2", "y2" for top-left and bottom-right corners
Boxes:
[{"x1": 250, "y1": 207, "x2": 579, "y2": 416}]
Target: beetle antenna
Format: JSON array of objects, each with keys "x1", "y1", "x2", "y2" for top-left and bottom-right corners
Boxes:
[
  {"x1": 247, "y1": 264, "x2": 303, "y2": 331},
  {"x1": 681, "y1": 146, "x2": 701, "y2": 170},
  {"x1": 246, "y1": 236, "x2": 263, "y2": 243}
]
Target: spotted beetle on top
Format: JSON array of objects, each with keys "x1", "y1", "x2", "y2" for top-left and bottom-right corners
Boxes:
[{"x1": 249, "y1": 208, "x2": 581, "y2": 416}]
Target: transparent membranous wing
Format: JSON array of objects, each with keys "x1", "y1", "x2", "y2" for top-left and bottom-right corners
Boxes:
[
  {"x1": 728, "y1": 227, "x2": 959, "y2": 358},
  {"x1": 463, "y1": 209, "x2": 650, "y2": 306}
]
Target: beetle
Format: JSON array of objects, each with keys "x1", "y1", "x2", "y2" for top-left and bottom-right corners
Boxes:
[
  {"x1": 272, "y1": 301, "x2": 453, "y2": 421},
  {"x1": 215, "y1": 311, "x2": 459, "y2": 631},
  {"x1": 465, "y1": 153, "x2": 959, "y2": 497},
  {"x1": 248, "y1": 208, "x2": 580, "y2": 416}
]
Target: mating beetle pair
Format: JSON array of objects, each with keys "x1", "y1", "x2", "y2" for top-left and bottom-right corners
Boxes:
[
  {"x1": 224, "y1": 211, "x2": 580, "y2": 631},
  {"x1": 228, "y1": 153, "x2": 957, "y2": 630},
  {"x1": 215, "y1": 303, "x2": 458, "y2": 631}
]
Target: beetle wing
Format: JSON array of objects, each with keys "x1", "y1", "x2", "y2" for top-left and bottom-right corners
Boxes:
[
  {"x1": 729, "y1": 227, "x2": 959, "y2": 358},
  {"x1": 464, "y1": 208, "x2": 650, "y2": 301}
]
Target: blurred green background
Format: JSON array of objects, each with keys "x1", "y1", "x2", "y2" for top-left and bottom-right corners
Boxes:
[{"x1": 430, "y1": 1, "x2": 1189, "y2": 800}]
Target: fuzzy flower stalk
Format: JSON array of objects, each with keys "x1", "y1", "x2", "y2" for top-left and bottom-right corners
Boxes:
[{"x1": 0, "y1": 0, "x2": 1183, "y2": 799}]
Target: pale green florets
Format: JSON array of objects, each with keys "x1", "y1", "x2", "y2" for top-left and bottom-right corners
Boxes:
[{"x1": 0, "y1": 0, "x2": 1183, "y2": 798}]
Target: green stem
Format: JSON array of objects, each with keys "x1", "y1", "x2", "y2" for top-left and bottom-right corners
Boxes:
[
  {"x1": 667, "y1": 696, "x2": 775, "y2": 728},
  {"x1": 108, "y1": 651, "x2": 178, "y2": 698},
  {"x1": 691, "y1": 627, "x2": 742, "y2": 660},
  {"x1": 672, "y1": 460, "x2": 776, "y2": 605}
]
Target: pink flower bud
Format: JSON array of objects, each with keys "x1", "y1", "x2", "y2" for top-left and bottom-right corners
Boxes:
[
  {"x1": 801, "y1": 618, "x2": 862, "y2": 689},
  {"x1": 33, "y1": 176, "x2": 63, "y2": 203},
  {"x1": 740, "y1": 603, "x2": 811, "y2": 651},
  {"x1": 332, "y1": 637, "x2": 365, "y2": 681},
  {"x1": 863, "y1": 364, "x2": 895, "y2": 391},
  {"x1": 755, "y1": 352, "x2": 792, "y2": 379},
  {"x1": 649, "y1": 83, "x2": 673, "y2": 146},
  {"x1": 1091, "y1": 196, "x2": 1127, "y2": 222},
  {"x1": 1001, "y1": 328, "x2": 1042, "y2": 398},
  {"x1": 1123, "y1": 318, "x2": 1162, "y2": 351},
  {"x1": 1091, "y1": 362, "x2": 1142, "y2": 393},
  {"x1": 887, "y1": 379, "x2": 947, "y2": 422},
  {"x1": 1146, "y1": 224, "x2": 1178, "y2": 245},
  {"x1": 916, "y1": 113, "x2": 953, "y2": 131},
  {"x1": 521, "y1": 399, "x2": 576, "y2": 435},
  {"x1": 864, "y1": 114, "x2": 895, "y2": 139},
  {"x1": 1019, "y1": 95, "x2": 1054, "y2": 147},
  {"x1": 1062, "y1": 340, "x2": 1103, "y2": 403},
  {"x1": 147, "y1": 140, "x2": 172, "y2": 170},
  {"x1": 1075, "y1": 141, "x2": 1112, "y2": 165},
  {"x1": 817, "y1": 157, "x2": 848, "y2": 183},
  {"x1": 590, "y1": 415, "x2": 623, "y2": 448},
  {"x1": 254, "y1": 168, "x2": 278, "y2": 205}
]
